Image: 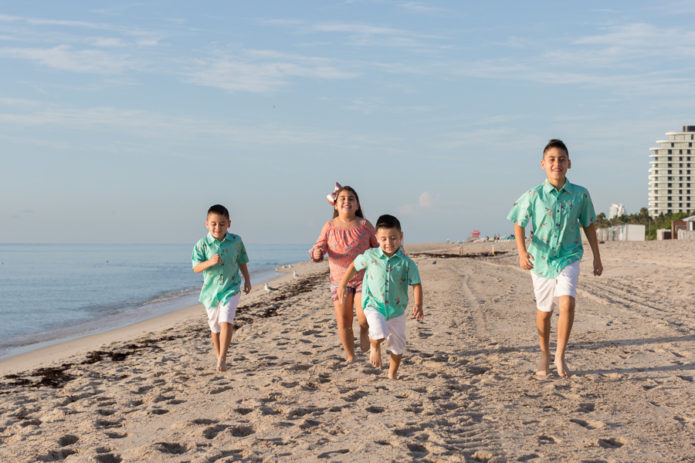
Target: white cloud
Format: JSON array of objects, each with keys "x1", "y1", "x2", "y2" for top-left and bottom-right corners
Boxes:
[
  {"x1": 0, "y1": 45, "x2": 135, "y2": 74},
  {"x1": 418, "y1": 192, "x2": 433, "y2": 208},
  {"x1": 188, "y1": 49, "x2": 357, "y2": 93}
]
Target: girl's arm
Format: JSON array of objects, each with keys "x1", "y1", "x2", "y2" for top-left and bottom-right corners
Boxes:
[{"x1": 309, "y1": 221, "x2": 331, "y2": 262}]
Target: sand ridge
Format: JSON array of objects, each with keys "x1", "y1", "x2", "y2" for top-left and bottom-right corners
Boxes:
[{"x1": 0, "y1": 241, "x2": 694, "y2": 461}]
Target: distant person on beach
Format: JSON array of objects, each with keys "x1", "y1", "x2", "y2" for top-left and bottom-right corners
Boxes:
[
  {"x1": 192, "y1": 204, "x2": 251, "y2": 372},
  {"x1": 310, "y1": 184, "x2": 378, "y2": 362},
  {"x1": 507, "y1": 139, "x2": 603, "y2": 378},
  {"x1": 338, "y1": 214, "x2": 423, "y2": 379}
]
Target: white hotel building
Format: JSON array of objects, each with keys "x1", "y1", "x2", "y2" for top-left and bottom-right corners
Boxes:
[{"x1": 648, "y1": 126, "x2": 695, "y2": 217}]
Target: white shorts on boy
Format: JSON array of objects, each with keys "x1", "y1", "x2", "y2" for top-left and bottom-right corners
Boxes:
[
  {"x1": 530, "y1": 261, "x2": 580, "y2": 312},
  {"x1": 363, "y1": 308, "x2": 406, "y2": 355},
  {"x1": 206, "y1": 293, "x2": 241, "y2": 333}
]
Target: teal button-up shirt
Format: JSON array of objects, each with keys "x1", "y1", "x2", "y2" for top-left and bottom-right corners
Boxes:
[
  {"x1": 507, "y1": 179, "x2": 596, "y2": 279},
  {"x1": 353, "y1": 247, "x2": 421, "y2": 320},
  {"x1": 192, "y1": 232, "x2": 249, "y2": 310}
]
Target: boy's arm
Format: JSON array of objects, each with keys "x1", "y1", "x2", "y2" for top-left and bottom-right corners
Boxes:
[
  {"x1": 239, "y1": 263, "x2": 252, "y2": 293},
  {"x1": 514, "y1": 224, "x2": 534, "y2": 270},
  {"x1": 337, "y1": 263, "x2": 357, "y2": 302},
  {"x1": 193, "y1": 254, "x2": 222, "y2": 273},
  {"x1": 412, "y1": 283, "x2": 423, "y2": 320},
  {"x1": 582, "y1": 222, "x2": 603, "y2": 276}
]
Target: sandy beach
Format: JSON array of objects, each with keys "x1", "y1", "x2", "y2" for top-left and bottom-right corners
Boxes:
[{"x1": 1, "y1": 240, "x2": 694, "y2": 462}]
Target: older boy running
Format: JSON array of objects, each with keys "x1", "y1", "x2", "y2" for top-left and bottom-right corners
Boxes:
[{"x1": 508, "y1": 139, "x2": 603, "y2": 378}]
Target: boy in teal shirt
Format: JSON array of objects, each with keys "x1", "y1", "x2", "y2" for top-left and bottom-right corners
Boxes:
[
  {"x1": 192, "y1": 204, "x2": 251, "y2": 372},
  {"x1": 338, "y1": 214, "x2": 423, "y2": 379},
  {"x1": 508, "y1": 139, "x2": 603, "y2": 378}
]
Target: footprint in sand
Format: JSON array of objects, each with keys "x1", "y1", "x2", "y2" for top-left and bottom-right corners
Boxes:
[
  {"x1": 154, "y1": 442, "x2": 188, "y2": 454},
  {"x1": 598, "y1": 437, "x2": 626, "y2": 449},
  {"x1": 37, "y1": 449, "x2": 77, "y2": 461},
  {"x1": 93, "y1": 453, "x2": 121, "y2": 463},
  {"x1": 570, "y1": 418, "x2": 605, "y2": 429},
  {"x1": 229, "y1": 424, "x2": 255, "y2": 437},
  {"x1": 203, "y1": 424, "x2": 228, "y2": 439},
  {"x1": 537, "y1": 434, "x2": 556, "y2": 444},
  {"x1": 105, "y1": 432, "x2": 128, "y2": 439},
  {"x1": 58, "y1": 434, "x2": 79, "y2": 446}
]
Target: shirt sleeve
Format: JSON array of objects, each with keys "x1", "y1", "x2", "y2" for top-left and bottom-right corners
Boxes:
[
  {"x1": 353, "y1": 251, "x2": 368, "y2": 271},
  {"x1": 309, "y1": 221, "x2": 330, "y2": 262},
  {"x1": 407, "y1": 259, "x2": 421, "y2": 285},
  {"x1": 192, "y1": 240, "x2": 207, "y2": 268},
  {"x1": 236, "y1": 238, "x2": 250, "y2": 264},
  {"x1": 507, "y1": 190, "x2": 533, "y2": 227},
  {"x1": 577, "y1": 190, "x2": 597, "y2": 227}
]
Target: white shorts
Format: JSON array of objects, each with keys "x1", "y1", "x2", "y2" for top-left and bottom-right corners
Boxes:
[
  {"x1": 363, "y1": 308, "x2": 407, "y2": 355},
  {"x1": 530, "y1": 261, "x2": 580, "y2": 312},
  {"x1": 206, "y1": 293, "x2": 241, "y2": 333}
]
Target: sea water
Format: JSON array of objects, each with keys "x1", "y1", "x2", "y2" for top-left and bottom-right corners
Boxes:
[{"x1": 0, "y1": 243, "x2": 309, "y2": 359}]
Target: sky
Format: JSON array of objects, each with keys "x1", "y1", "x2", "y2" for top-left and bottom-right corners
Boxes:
[{"x1": 2, "y1": 1, "x2": 695, "y2": 244}]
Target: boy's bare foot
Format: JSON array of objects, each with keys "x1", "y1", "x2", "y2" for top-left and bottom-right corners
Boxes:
[
  {"x1": 388, "y1": 371, "x2": 398, "y2": 380},
  {"x1": 554, "y1": 357, "x2": 572, "y2": 378},
  {"x1": 369, "y1": 345, "x2": 382, "y2": 368},
  {"x1": 345, "y1": 355, "x2": 356, "y2": 363},
  {"x1": 536, "y1": 352, "x2": 550, "y2": 376}
]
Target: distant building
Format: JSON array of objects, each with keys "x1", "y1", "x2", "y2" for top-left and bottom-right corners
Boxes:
[
  {"x1": 608, "y1": 203, "x2": 625, "y2": 219},
  {"x1": 648, "y1": 125, "x2": 695, "y2": 216}
]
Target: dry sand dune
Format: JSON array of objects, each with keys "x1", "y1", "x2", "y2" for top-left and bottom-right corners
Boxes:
[{"x1": 1, "y1": 240, "x2": 693, "y2": 462}]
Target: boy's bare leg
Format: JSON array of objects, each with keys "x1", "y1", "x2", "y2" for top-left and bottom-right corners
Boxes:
[
  {"x1": 555, "y1": 296, "x2": 575, "y2": 378},
  {"x1": 211, "y1": 332, "x2": 221, "y2": 361},
  {"x1": 354, "y1": 294, "x2": 370, "y2": 353},
  {"x1": 388, "y1": 352, "x2": 402, "y2": 379},
  {"x1": 216, "y1": 322, "x2": 234, "y2": 372},
  {"x1": 536, "y1": 309, "x2": 552, "y2": 376},
  {"x1": 369, "y1": 338, "x2": 384, "y2": 368},
  {"x1": 334, "y1": 295, "x2": 356, "y2": 362}
]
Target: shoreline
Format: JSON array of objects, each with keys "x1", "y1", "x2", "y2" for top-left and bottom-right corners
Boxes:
[{"x1": 0, "y1": 264, "x2": 305, "y2": 376}]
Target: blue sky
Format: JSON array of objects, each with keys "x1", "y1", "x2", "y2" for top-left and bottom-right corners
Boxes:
[{"x1": 2, "y1": 1, "x2": 695, "y2": 244}]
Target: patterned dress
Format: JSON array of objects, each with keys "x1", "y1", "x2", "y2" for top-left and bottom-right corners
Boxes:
[{"x1": 310, "y1": 218, "x2": 378, "y2": 289}]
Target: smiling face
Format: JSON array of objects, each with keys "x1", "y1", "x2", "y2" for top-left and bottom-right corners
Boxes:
[
  {"x1": 541, "y1": 147, "x2": 571, "y2": 188},
  {"x1": 206, "y1": 212, "x2": 231, "y2": 241},
  {"x1": 334, "y1": 189, "x2": 359, "y2": 218},
  {"x1": 376, "y1": 227, "x2": 403, "y2": 256}
]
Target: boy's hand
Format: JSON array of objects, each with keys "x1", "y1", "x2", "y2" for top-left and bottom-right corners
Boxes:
[
  {"x1": 209, "y1": 254, "x2": 222, "y2": 267},
  {"x1": 311, "y1": 248, "x2": 323, "y2": 261},
  {"x1": 244, "y1": 279, "x2": 252, "y2": 294},
  {"x1": 336, "y1": 285, "x2": 346, "y2": 302},
  {"x1": 519, "y1": 251, "x2": 534, "y2": 270},
  {"x1": 593, "y1": 257, "x2": 603, "y2": 276},
  {"x1": 412, "y1": 304, "x2": 424, "y2": 321}
]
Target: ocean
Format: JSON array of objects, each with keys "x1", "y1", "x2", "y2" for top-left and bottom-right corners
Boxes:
[{"x1": 0, "y1": 243, "x2": 309, "y2": 360}]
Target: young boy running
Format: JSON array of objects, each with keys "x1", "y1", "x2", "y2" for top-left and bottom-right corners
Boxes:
[
  {"x1": 507, "y1": 139, "x2": 603, "y2": 378},
  {"x1": 338, "y1": 214, "x2": 423, "y2": 379},
  {"x1": 192, "y1": 204, "x2": 252, "y2": 372}
]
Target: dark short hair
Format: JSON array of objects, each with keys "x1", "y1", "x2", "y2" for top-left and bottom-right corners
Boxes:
[
  {"x1": 543, "y1": 139, "x2": 569, "y2": 157},
  {"x1": 332, "y1": 185, "x2": 364, "y2": 218},
  {"x1": 375, "y1": 214, "x2": 401, "y2": 232},
  {"x1": 207, "y1": 204, "x2": 230, "y2": 219}
]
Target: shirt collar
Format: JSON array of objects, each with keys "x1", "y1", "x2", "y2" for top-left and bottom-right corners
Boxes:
[
  {"x1": 543, "y1": 178, "x2": 572, "y2": 195},
  {"x1": 376, "y1": 247, "x2": 404, "y2": 259},
  {"x1": 205, "y1": 232, "x2": 231, "y2": 244}
]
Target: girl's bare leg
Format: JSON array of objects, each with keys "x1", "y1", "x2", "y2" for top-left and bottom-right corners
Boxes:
[
  {"x1": 334, "y1": 293, "x2": 356, "y2": 362},
  {"x1": 354, "y1": 293, "x2": 370, "y2": 353}
]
